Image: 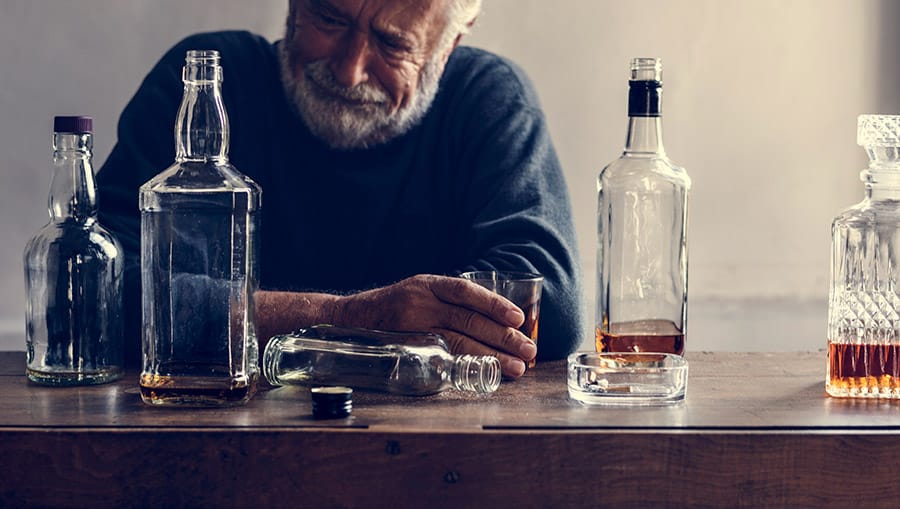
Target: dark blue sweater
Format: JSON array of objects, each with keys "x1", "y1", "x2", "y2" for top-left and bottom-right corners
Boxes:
[{"x1": 96, "y1": 31, "x2": 585, "y2": 365}]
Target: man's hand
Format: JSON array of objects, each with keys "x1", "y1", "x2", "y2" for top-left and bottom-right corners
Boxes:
[{"x1": 333, "y1": 275, "x2": 536, "y2": 378}]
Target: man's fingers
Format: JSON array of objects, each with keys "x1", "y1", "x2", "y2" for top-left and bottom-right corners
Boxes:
[
  {"x1": 438, "y1": 305, "x2": 535, "y2": 361},
  {"x1": 429, "y1": 276, "x2": 524, "y2": 328},
  {"x1": 437, "y1": 328, "x2": 527, "y2": 378}
]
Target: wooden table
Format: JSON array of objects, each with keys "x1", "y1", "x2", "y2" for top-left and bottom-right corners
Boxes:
[{"x1": 2, "y1": 350, "x2": 900, "y2": 508}]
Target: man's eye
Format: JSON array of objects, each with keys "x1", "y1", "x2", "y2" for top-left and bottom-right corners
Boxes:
[
  {"x1": 378, "y1": 36, "x2": 409, "y2": 54},
  {"x1": 307, "y1": 7, "x2": 347, "y2": 29},
  {"x1": 318, "y1": 14, "x2": 345, "y2": 26}
]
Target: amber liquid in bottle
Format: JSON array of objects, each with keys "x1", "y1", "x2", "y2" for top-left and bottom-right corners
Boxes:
[
  {"x1": 826, "y1": 115, "x2": 900, "y2": 399},
  {"x1": 139, "y1": 50, "x2": 260, "y2": 407},
  {"x1": 827, "y1": 342, "x2": 900, "y2": 396},
  {"x1": 595, "y1": 319, "x2": 684, "y2": 355},
  {"x1": 140, "y1": 367, "x2": 257, "y2": 406}
]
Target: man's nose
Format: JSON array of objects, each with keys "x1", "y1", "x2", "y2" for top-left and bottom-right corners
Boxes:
[{"x1": 331, "y1": 31, "x2": 371, "y2": 88}]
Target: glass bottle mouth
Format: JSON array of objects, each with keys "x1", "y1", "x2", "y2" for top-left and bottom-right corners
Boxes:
[
  {"x1": 630, "y1": 57, "x2": 662, "y2": 82},
  {"x1": 183, "y1": 49, "x2": 222, "y2": 83},
  {"x1": 52, "y1": 132, "x2": 92, "y2": 153},
  {"x1": 186, "y1": 50, "x2": 220, "y2": 65},
  {"x1": 454, "y1": 355, "x2": 501, "y2": 393}
]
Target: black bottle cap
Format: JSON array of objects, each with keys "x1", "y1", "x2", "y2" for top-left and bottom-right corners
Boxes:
[
  {"x1": 627, "y1": 81, "x2": 661, "y2": 117},
  {"x1": 54, "y1": 116, "x2": 93, "y2": 134},
  {"x1": 311, "y1": 386, "x2": 352, "y2": 419}
]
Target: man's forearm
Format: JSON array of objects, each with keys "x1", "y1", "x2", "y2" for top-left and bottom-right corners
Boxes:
[
  {"x1": 253, "y1": 276, "x2": 535, "y2": 378},
  {"x1": 254, "y1": 290, "x2": 342, "y2": 354}
]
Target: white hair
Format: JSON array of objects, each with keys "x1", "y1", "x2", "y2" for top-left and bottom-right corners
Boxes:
[{"x1": 441, "y1": 0, "x2": 482, "y2": 50}]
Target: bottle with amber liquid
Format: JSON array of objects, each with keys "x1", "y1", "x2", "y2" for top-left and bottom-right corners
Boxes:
[
  {"x1": 139, "y1": 50, "x2": 261, "y2": 406},
  {"x1": 827, "y1": 115, "x2": 900, "y2": 399},
  {"x1": 595, "y1": 57, "x2": 690, "y2": 356}
]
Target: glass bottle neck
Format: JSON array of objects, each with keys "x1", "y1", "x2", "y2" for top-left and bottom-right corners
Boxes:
[
  {"x1": 863, "y1": 167, "x2": 900, "y2": 201},
  {"x1": 624, "y1": 80, "x2": 664, "y2": 155},
  {"x1": 450, "y1": 354, "x2": 501, "y2": 393},
  {"x1": 624, "y1": 116, "x2": 665, "y2": 155},
  {"x1": 49, "y1": 132, "x2": 96, "y2": 223},
  {"x1": 862, "y1": 143, "x2": 900, "y2": 200},
  {"x1": 175, "y1": 73, "x2": 229, "y2": 163}
]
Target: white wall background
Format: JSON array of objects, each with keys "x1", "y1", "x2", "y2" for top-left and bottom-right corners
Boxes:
[{"x1": 2, "y1": 1, "x2": 897, "y2": 352}]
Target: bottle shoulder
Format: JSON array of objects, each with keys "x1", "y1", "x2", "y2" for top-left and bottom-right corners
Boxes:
[
  {"x1": 833, "y1": 199, "x2": 900, "y2": 227},
  {"x1": 598, "y1": 154, "x2": 691, "y2": 188},
  {"x1": 24, "y1": 222, "x2": 123, "y2": 263},
  {"x1": 140, "y1": 160, "x2": 261, "y2": 194},
  {"x1": 140, "y1": 160, "x2": 261, "y2": 212}
]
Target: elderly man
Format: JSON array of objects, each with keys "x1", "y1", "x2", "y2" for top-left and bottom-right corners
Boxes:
[{"x1": 97, "y1": 0, "x2": 584, "y2": 378}]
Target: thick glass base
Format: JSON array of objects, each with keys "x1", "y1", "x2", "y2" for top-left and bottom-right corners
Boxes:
[
  {"x1": 826, "y1": 379, "x2": 900, "y2": 399},
  {"x1": 140, "y1": 372, "x2": 257, "y2": 407},
  {"x1": 26, "y1": 366, "x2": 123, "y2": 386},
  {"x1": 827, "y1": 342, "x2": 900, "y2": 399}
]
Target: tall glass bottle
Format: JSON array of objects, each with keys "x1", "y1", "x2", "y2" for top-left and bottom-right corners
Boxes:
[
  {"x1": 24, "y1": 116, "x2": 124, "y2": 385},
  {"x1": 827, "y1": 115, "x2": 900, "y2": 399},
  {"x1": 139, "y1": 50, "x2": 261, "y2": 407},
  {"x1": 595, "y1": 58, "x2": 691, "y2": 355},
  {"x1": 263, "y1": 326, "x2": 502, "y2": 396}
]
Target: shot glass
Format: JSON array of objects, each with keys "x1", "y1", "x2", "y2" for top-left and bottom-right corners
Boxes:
[{"x1": 460, "y1": 271, "x2": 543, "y2": 369}]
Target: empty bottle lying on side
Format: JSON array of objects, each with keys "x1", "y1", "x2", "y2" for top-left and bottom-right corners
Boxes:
[{"x1": 262, "y1": 325, "x2": 502, "y2": 396}]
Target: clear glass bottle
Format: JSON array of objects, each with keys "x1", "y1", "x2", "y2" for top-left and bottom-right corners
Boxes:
[
  {"x1": 595, "y1": 57, "x2": 691, "y2": 356},
  {"x1": 24, "y1": 116, "x2": 124, "y2": 385},
  {"x1": 263, "y1": 326, "x2": 502, "y2": 396},
  {"x1": 139, "y1": 50, "x2": 261, "y2": 407},
  {"x1": 827, "y1": 114, "x2": 900, "y2": 399}
]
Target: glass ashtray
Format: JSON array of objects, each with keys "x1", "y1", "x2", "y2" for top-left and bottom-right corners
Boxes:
[{"x1": 567, "y1": 352, "x2": 688, "y2": 406}]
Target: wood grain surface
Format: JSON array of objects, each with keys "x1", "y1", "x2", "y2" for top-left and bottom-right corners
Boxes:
[{"x1": 2, "y1": 350, "x2": 900, "y2": 508}]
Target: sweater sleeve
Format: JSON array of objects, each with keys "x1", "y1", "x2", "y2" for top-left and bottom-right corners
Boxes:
[{"x1": 449, "y1": 53, "x2": 586, "y2": 360}]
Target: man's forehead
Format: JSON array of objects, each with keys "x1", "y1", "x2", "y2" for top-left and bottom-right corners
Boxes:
[{"x1": 300, "y1": 0, "x2": 451, "y2": 34}]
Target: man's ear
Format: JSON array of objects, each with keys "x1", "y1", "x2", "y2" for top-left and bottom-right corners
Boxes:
[
  {"x1": 286, "y1": 0, "x2": 298, "y2": 40},
  {"x1": 439, "y1": 30, "x2": 465, "y2": 65},
  {"x1": 439, "y1": 16, "x2": 477, "y2": 66},
  {"x1": 288, "y1": 0, "x2": 298, "y2": 22}
]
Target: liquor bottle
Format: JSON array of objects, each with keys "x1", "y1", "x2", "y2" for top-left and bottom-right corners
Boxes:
[
  {"x1": 24, "y1": 116, "x2": 124, "y2": 385},
  {"x1": 827, "y1": 114, "x2": 900, "y2": 399},
  {"x1": 595, "y1": 58, "x2": 691, "y2": 356},
  {"x1": 263, "y1": 326, "x2": 502, "y2": 396},
  {"x1": 139, "y1": 50, "x2": 261, "y2": 406}
]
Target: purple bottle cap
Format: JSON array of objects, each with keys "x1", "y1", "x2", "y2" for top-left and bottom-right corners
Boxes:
[{"x1": 53, "y1": 116, "x2": 93, "y2": 134}]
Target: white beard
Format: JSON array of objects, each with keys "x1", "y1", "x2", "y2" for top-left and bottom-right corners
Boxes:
[{"x1": 279, "y1": 42, "x2": 445, "y2": 150}]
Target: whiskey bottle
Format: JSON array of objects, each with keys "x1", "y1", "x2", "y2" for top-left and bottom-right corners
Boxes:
[
  {"x1": 595, "y1": 58, "x2": 691, "y2": 356},
  {"x1": 139, "y1": 50, "x2": 261, "y2": 406}
]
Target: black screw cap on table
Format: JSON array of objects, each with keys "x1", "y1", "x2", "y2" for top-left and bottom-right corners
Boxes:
[{"x1": 311, "y1": 386, "x2": 353, "y2": 419}]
